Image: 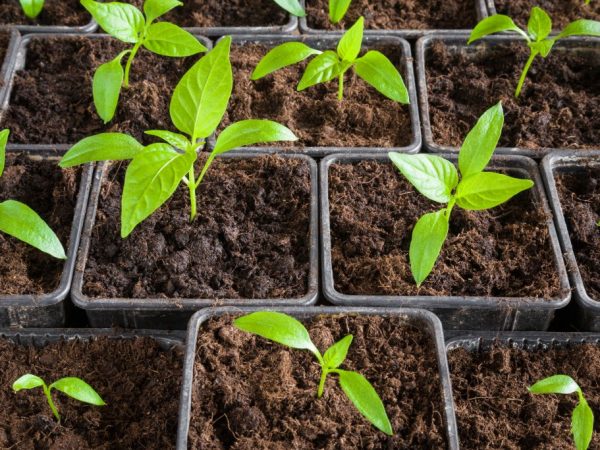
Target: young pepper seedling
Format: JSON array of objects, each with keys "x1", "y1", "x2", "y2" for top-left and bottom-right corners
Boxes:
[
  {"x1": 19, "y1": 0, "x2": 44, "y2": 19},
  {"x1": 468, "y1": 6, "x2": 600, "y2": 97},
  {"x1": 251, "y1": 17, "x2": 408, "y2": 103},
  {"x1": 389, "y1": 102, "x2": 534, "y2": 286},
  {"x1": 329, "y1": 0, "x2": 353, "y2": 23},
  {"x1": 234, "y1": 311, "x2": 393, "y2": 435}
]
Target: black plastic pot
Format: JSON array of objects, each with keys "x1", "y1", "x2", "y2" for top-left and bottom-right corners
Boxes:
[
  {"x1": 416, "y1": 34, "x2": 600, "y2": 158},
  {"x1": 0, "y1": 27, "x2": 19, "y2": 107},
  {"x1": 320, "y1": 152, "x2": 571, "y2": 331},
  {"x1": 541, "y1": 151, "x2": 600, "y2": 331},
  {"x1": 176, "y1": 305, "x2": 460, "y2": 450},
  {"x1": 71, "y1": 152, "x2": 320, "y2": 330},
  {"x1": 0, "y1": 150, "x2": 93, "y2": 328}
]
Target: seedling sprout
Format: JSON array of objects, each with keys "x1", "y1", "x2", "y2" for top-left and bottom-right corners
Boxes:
[{"x1": 19, "y1": 0, "x2": 44, "y2": 19}]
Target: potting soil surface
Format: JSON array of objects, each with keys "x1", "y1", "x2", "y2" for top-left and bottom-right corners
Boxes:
[
  {"x1": 493, "y1": 0, "x2": 600, "y2": 30},
  {"x1": 0, "y1": 0, "x2": 89, "y2": 26}
]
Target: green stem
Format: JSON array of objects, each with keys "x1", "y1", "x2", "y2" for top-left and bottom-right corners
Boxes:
[
  {"x1": 195, "y1": 152, "x2": 216, "y2": 189},
  {"x1": 317, "y1": 368, "x2": 328, "y2": 398},
  {"x1": 42, "y1": 384, "x2": 60, "y2": 422},
  {"x1": 188, "y1": 167, "x2": 197, "y2": 221},
  {"x1": 515, "y1": 51, "x2": 537, "y2": 98},
  {"x1": 123, "y1": 41, "x2": 142, "y2": 88},
  {"x1": 337, "y1": 73, "x2": 344, "y2": 101}
]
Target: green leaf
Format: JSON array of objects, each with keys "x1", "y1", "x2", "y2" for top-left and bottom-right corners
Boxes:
[
  {"x1": 143, "y1": 22, "x2": 207, "y2": 57},
  {"x1": 251, "y1": 42, "x2": 321, "y2": 80},
  {"x1": 468, "y1": 15, "x2": 525, "y2": 44},
  {"x1": 81, "y1": 0, "x2": 145, "y2": 43},
  {"x1": 60, "y1": 133, "x2": 143, "y2": 168},
  {"x1": 409, "y1": 209, "x2": 449, "y2": 286},
  {"x1": 213, "y1": 120, "x2": 297, "y2": 154},
  {"x1": 19, "y1": 0, "x2": 44, "y2": 19},
  {"x1": 323, "y1": 335, "x2": 353, "y2": 369},
  {"x1": 336, "y1": 370, "x2": 393, "y2": 436},
  {"x1": 458, "y1": 102, "x2": 504, "y2": 179},
  {"x1": 558, "y1": 19, "x2": 600, "y2": 39},
  {"x1": 143, "y1": 0, "x2": 181, "y2": 23},
  {"x1": 145, "y1": 130, "x2": 190, "y2": 150},
  {"x1": 297, "y1": 50, "x2": 340, "y2": 91},
  {"x1": 337, "y1": 17, "x2": 364, "y2": 62},
  {"x1": 13, "y1": 374, "x2": 45, "y2": 391},
  {"x1": 121, "y1": 143, "x2": 195, "y2": 237},
  {"x1": 93, "y1": 51, "x2": 128, "y2": 124},
  {"x1": 456, "y1": 172, "x2": 534, "y2": 210},
  {"x1": 572, "y1": 399, "x2": 594, "y2": 450},
  {"x1": 388, "y1": 153, "x2": 458, "y2": 204},
  {"x1": 0, "y1": 200, "x2": 66, "y2": 259},
  {"x1": 354, "y1": 50, "x2": 408, "y2": 103},
  {"x1": 529, "y1": 375, "x2": 581, "y2": 395},
  {"x1": 329, "y1": 0, "x2": 352, "y2": 24},
  {"x1": 50, "y1": 377, "x2": 106, "y2": 406},
  {"x1": 170, "y1": 36, "x2": 232, "y2": 141},
  {"x1": 271, "y1": 0, "x2": 305, "y2": 17},
  {"x1": 529, "y1": 40, "x2": 555, "y2": 57},
  {"x1": 0, "y1": 128, "x2": 9, "y2": 178},
  {"x1": 528, "y1": 7, "x2": 552, "y2": 41}
]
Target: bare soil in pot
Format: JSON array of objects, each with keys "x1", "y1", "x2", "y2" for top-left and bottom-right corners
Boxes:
[
  {"x1": 0, "y1": 31, "x2": 8, "y2": 67},
  {"x1": 0, "y1": 0, "x2": 89, "y2": 26},
  {"x1": 189, "y1": 314, "x2": 448, "y2": 448},
  {"x1": 492, "y1": 0, "x2": 600, "y2": 30},
  {"x1": 0, "y1": 336, "x2": 182, "y2": 449}
]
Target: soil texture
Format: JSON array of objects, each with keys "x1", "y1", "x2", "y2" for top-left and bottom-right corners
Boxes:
[
  {"x1": 0, "y1": 335, "x2": 183, "y2": 449},
  {"x1": 556, "y1": 167, "x2": 600, "y2": 299},
  {"x1": 328, "y1": 160, "x2": 562, "y2": 298},
  {"x1": 225, "y1": 43, "x2": 413, "y2": 148},
  {"x1": 0, "y1": 154, "x2": 79, "y2": 295},
  {"x1": 84, "y1": 155, "x2": 312, "y2": 299},
  {"x1": 0, "y1": 0, "x2": 89, "y2": 26},
  {"x1": 0, "y1": 31, "x2": 8, "y2": 70},
  {"x1": 426, "y1": 41, "x2": 600, "y2": 152},
  {"x1": 449, "y1": 342, "x2": 600, "y2": 449},
  {"x1": 493, "y1": 0, "x2": 600, "y2": 31},
  {"x1": 189, "y1": 314, "x2": 448, "y2": 448}
]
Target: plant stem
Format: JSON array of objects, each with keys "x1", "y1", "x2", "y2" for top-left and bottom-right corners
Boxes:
[
  {"x1": 124, "y1": 41, "x2": 142, "y2": 88},
  {"x1": 515, "y1": 51, "x2": 537, "y2": 98},
  {"x1": 42, "y1": 384, "x2": 60, "y2": 422},
  {"x1": 188, "y1": 167, "x2": 197, "y2": 222},
  {"x1": 317, "y1": 368, "x2": 328, "y2": 398},
  {"x1": 337, "y1": 73, "x2": 344, "y2": 101}
]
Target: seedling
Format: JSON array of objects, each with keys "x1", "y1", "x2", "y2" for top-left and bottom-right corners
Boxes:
[
  {"x1": 329, "y1": 0, "x2": 353, "y2": 23},
  {"x1": 251, "y1": 17, "x2": 409, "y2": 103},
  {"x1": 389, "y1": 103, "x2": 534, "y2": 286},
  {"x1": 81, "y1": 0, "x2": 207, "y2": 123},
  {"x1": 13, "y1": 374, "x2": 105, "y2": 422},
  {"x1": 234, "y1": 311, "x2": 393, "y2": 435},
  {"x1": 272, "y1": 0, "x2": 305, "y2": 17},
  {"x1": 19, "y1": 0, "x2": 44, "y2": 19},
  {"x1": 60, "y1": 37, "x2": 297, "y2": 238},
  {"x1": 529, "y1": 375, "x2": 594, "y2": 450},
  {"x1": 468, "y1": 7, "x2": 600, "y2": 97},
  {"x1": 0, "y1": 129, "x2": 66, "y2": 259}
]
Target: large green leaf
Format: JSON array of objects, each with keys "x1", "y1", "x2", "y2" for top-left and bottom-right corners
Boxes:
[
  {"x1": 143, "y1": 0, "x2": 182, "y2": 23},
  {"x1": 409, "y1": 209, "x2": 449, "y2": 286},
  {"x1": 213, "y1": 120, "x2": 297, "y2": 154},
  {"x1": 50, "y1": 377, "x2": 106, "y2": 406},
  {"x1": 0, "y1": 128, "x2": 9, "y2": 178},
  {"x1": 572, "y1": 400, "x2": 594, "y2": 450},
  {"x1": 337, "y1": 17, "x2": 364, "y2": 62},
  {"x1": 19, "y1": 0, "x2": 44, "y2": 19},
  {"x1": 12, "y1": 374, "x2": 45, "y2": 391},
  {"x1": 558, "y1": 19, "x2": 600, "y2": 39},
  {"x1": 528, "y1": 7, "x2": 552, "y2": 41},
  {"x1": 272, "y1": 0, "x2": 305, "y2": 16},
  {"x1": 251, "y1": 42, "x2": 321, "y2": 80},
  {"x1": 329, "y1": 0, "x2": 352, "y2": 24},
  {"x1": 323, "y1": 335, "x2": 353, "y2": 369},
  {"x1": 354, "y1": 50, "x2": 408, "y2": 103},
  {"x1": 456, "y1": 172, "x2": 534, "y2": 210},
  {"x1": 93, "y1": 50, "x2": 128, "y2": 124},
  {"x1": 297, "y1": 50, "x2": 340, "y2": 91},
  {"x1": 60, "y1": 133, "x2": 143, "y2": 168},
  {"x1": 81, "y1": 0, "x2": 145, "y2": 43},
  {"x1": 468, "y1": 15, "x2": 524, "y2": 44},
  {"x1": 528, "y1": 375, "x2": 581, "y2": 395},
  {"x1": 143, "y1": 22, "x2": 207, "y2": 57}
]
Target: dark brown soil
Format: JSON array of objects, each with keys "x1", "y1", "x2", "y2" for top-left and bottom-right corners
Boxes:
[
  {"x1": 84, "y1": 155, "x2": 312, "y2": 299},
  {"x1": 328, "y1": 160, "x2": 563, "y2": 298},
  {"x1": 426, "y1": 41, "x2": 600, "y2": 152},
  {"x1": 449, "y1": 342, "x2": 600, "y2": 449},
  {"x1": 556, "y1": 168, "x2": 600, "y2": 299},
  {"x1": 0, "y1": 31, "x2": 8, "y2": 69},
  {"x1": 0, "y1": 0, "x2": 89, "y2": 26},
  {"x1": 189, "y1": 314, "x2": 448, "y2": 448},
  {"x1": 224, "y1": 44, "x2": 413, "y2": 148},
  {"x1": 1, "y1": 36, "x2": 195, "y2": 145},
  {"x1": 0, "y1": 335, "x2": 183, "y2": 449},
  {"x1": 306, "y1": 0, "x2": 478, "y2": 30},
  {"x1": 493, "y1": 0, "x2": 600, "y2": 31},
  {"x1": 0, "y1": 154, "x2": 79, "y2": 295}
]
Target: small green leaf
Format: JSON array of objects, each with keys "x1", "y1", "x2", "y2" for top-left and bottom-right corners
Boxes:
[
  {"x1": 323, "y1": 335, "x2": 353, "y2": 369},
  {"x1": 50, "y1": 377, "x2": 106, "y2": 406},
  {"x1": 272, "y1": 0, "x2": 305, "y2": 17},
  {"x1": 529, "y1": 375, "x2": 581, "y2": 395},
  {"x1": 145, "y1": 130, "x2": 190, "y2": 150},
  {"x1": 213, "y1": 120, "x2": 297, "y2": 155},
  {"x1": 329, "y1": 0, "x2": 352, "y2": 24},
  {"x1": 409, "y1": 209, "x2": 449, "y2": 286},
  {"x1": 0, "y1": 200, "x2": 66, "y2": 259},
  {"x1": 143, "y1": 22, "x2": 207, "y2": 57},
  {"x1": 528, "y1": 7, "x2": 552, "y2": 41},
  {"x1": 456, "y1": 172, "x2": 534, "y2": 210},
  {"x1": 143, "y1": 0, "x2": 181, "y2": 23},
  {"x1": 60, "y1": 133, "x2": 143, "y2": 168},
  {"x1": 81, "y1": 0, "x2": 145, "y2": 44},
  {"x1": 93, "y1": 51, "x2": 128, "y2": 124},
  {"x1": 19, "y1": 0, "x2": 44, "y2": 19},
  {"x1": 297, "y1": 51, "x2": 340, "y2": 91},
  {"x1": 468, "y1": 15, "x2": 525, "y2": 44},
  {"x1": 12, "y1": 374, "x2": 45, "y2": 391},
  {"x1": 558, "y1": 19, "x2": 600, "y2": 39},
  {"x1": 337, "y1": 17, "x2": 364, "y2": 62},
  {"x1": 529, "y1": 40, "x2": 555, "y2": 57},
  {"x1": 389, "y1": 153, "x2": 458, "y2": 204},
  {"x1": 251, "y1": 42, "x2": 321, "y2": 80},
  {"x1": 336, "y1": 370, "x2": 393, "y2": 436},
  {"x1": 354, "y1": 50, "x2": 408, "y2": 103},
  {"x1": 0, "y1": 128, "x2": 9, "y2": 177},
  {"x1": 572, "y1": 399, "x2": 594, "y2": 450}
]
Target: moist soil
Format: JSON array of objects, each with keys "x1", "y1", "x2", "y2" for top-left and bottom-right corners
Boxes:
[
  {"x1": 189, "y1": 314, "x2": 448, "y2": 448},
  {"x1": 0, "y1": 36, "x2": 194, "y2": 145},
  {"x1": 556, "y1": 167, "x2": 600, "y2": 299},
  {"x1": 0, "y1": 31, "x2": 9, "y2": 70},
  {"x1": 83, "y1": 154, "x2": 311, "y2": 299},
  {"x1": 493, "y1": 0, "x2": 600, "y2": 31},
  {"x1": 0, "y1": 335, "x2": 183, "y2": 449},
  {"x1": 426, "y1": 41, "x2": 600, "y2": 152},
  {"x1": 0, "y1": 0, "x2": 89, "y2": 26},
  {"x1": 224, "y1": 44, "x2": 413, "y2": 148},
  {"x1": 0, "y1": 154, "x2": 79, "y2": 295},
  {"x1": 328, "y1": 160, "x2": 562, "y2": 298},
  {"x1": 449, "y1": 342, "x2": 600, "y2": 449},
  {"x1": 306, "y1": 0, "x2": 478, "y2": 30}
]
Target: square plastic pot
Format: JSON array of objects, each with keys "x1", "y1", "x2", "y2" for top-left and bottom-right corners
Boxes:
[
  {"x1": 176, "y1": 306, "x2": 459, "y2": 450},
  {"x1": 70, "y1": 152, "x2": 320, "y2": 330},
  {"x1": 0, "y1": 150, "x2": 93, "y2": 328},
  {"x1": 0, "y1": 27, "x2": 20, "y2": 107},
  {"x1": 320, "y1": 152, "x2": 571, "y2": 331},
  {"x1": 1, "y1": 14, "x2": 97, "y2": 35},
  {"x1": 180, "y1": 12, "x2": 297, "y2": 37}
]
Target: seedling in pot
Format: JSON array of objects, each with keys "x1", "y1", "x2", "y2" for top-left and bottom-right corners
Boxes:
[
  {"x1": 0, "y1": 129, "x2": 66, "y2": 259},
  {"x1": 13, "y1": 374, "x2": 105, "y2": 422},
  {"x1": 468, "y1": 6, "x2": 600, "y2": 97},
  {"x1": 81, "y1": 0, "x2": 207, "y2": 123},
  {"x1": 529, "y1": 375, "x2": 594, "y2": 450},
  {"x1": 389, "y1": 102, "x2": 534, "y2": 286},
  {"x1": 19, "y1": 0, "x2": 44, "y2": 19},
  {"x1": 234, "y1": 311, "x2": 393, "y2": 435},
  {"x1": 251, "y1": 17, "x2": 408, "y2": 103},
  {"x1": 60, "y1": 37, "x2": 297, "y2": 238},
  {"x1": 271, "y1": 0, "x2": 351, "y2": 22}
]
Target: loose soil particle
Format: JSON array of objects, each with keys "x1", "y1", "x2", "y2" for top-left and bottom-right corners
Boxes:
[
  {"x1": 448, "y1": 342, "x2": 600, "y2": 449},
  {"x1": 0, "y1": 154, "x2": 79, "y2": 295},
  {"x1": 328, "y1": 160, "x2": 562, "y2": 298},
  {"x1": 306, "y1": 0, "x2": 478, "y2": 30},
  {"x1": 556, "y1": 167, "x2": 600, "y2": 299},
  {"x1": 0, "y1": 0, "x2": 89, "y2": 26},
  {"x1": 0, "y1": 336, "x2": 183, "y2": 449},
  {"x1": 84, "y1": 155, "x2": 311, "y2": 299},
  {"x1": 426, "y1": 40, "x2": 600, "y2": 152},
  {"x1": 189, "y1": 314, "x2": 448, "y2": 448},
  {"x1": 224, "y1": 44, "x2": 412, "y2": 148},
  {"x1": 493, "y1": 0, "x2": 600, "y2": 31},
  {"x1": 0, "y1": 31, "x2": 8, "y2": 70}
]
